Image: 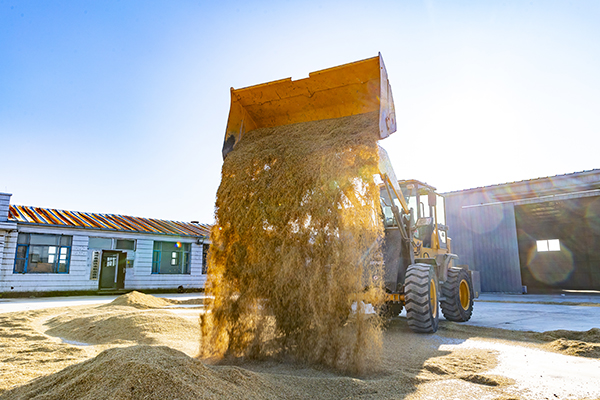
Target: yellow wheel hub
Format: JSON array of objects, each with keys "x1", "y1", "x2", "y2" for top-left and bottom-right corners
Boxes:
[
  {"x1": 459, "y1": 279, "x2": 470, "y2": 310},
  {"x1": 430, "y1": 278, "x2": 438, "y2": 316}
]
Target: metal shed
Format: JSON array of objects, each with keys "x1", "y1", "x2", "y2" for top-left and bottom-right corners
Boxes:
[{"x1": 443, "y1": 169, "x2": 600, "y2": 293}]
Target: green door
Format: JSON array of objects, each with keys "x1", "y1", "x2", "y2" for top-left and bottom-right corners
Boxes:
[{"x1": 99, "y1": 252, "x2": 119, "y2": 290}]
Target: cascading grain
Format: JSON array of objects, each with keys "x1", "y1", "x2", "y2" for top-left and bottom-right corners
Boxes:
[{"x1": 201, "y1": 111, "x2": 386, "y2": 374}]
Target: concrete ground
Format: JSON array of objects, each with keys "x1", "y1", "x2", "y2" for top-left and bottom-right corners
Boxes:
[
  {"x1": 1, "y1": 292, "x2": 599, "y2": 333},
  {"x1": 466, "y1": 292, "x2": 600, "y2": 332},
  {"x1": 402, "y1": 292, "x2": 600, "y2": 333}
]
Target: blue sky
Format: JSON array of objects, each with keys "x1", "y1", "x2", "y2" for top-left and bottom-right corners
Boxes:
[{"x1": 1, "y1": 1, "x2": 599, "y2": 223}]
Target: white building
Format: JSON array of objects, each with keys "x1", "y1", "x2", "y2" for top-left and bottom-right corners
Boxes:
[{"x1": 0, "y1": 192, "x2": 211, "y2": 295}]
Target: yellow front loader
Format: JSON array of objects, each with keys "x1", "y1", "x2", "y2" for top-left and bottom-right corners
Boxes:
[{"x1": 221, "y1": 54, "x2": 477, "y2": 333}]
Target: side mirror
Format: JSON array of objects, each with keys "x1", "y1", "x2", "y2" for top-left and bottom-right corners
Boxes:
[{"x1": 428, "y1": 192, "x2": 437, "y2": 206}]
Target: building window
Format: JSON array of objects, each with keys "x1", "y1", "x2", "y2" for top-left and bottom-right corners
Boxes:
[
  {"x1": 116, "y1": 239, "x2": 135, "y2": 251},
  {"x1": 14, "y1": 233, "x2": 72, "y2": 274},
  {"x1": 202, "y1": 243, "x2": 209, "y2": 274},
  {"x1": 88, "y1": 237, "x2": 136, "y2": 251},
  {"x1": 536, "y1": 239, "x2": 561, "y2": 252},
  {"x1": 88, "y1": 237, "x2": 112, "y2": 249},
  {"x1": 152, "y1": 241, "x2": 190, "y2": 274}
]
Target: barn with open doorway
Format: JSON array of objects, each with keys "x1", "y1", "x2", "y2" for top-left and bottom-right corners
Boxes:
[{"x1": 443, "y1": 169, "x2": 600, "y2": 293}]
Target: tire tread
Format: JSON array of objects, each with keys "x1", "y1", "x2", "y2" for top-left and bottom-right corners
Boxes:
[
  {"x1": 405, "y1": 264, "x2": 439, "y2": 333},
  {"x1": 440, "y1": 267, "x2": 473, "y2": 322}
]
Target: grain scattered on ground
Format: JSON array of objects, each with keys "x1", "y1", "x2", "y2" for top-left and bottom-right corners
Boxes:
[
  {"x1": 0, "y1": 309, "x2": 91, "y2": 394},
  {"x1": 1, "y1": 293, "x2": 599, "y2": 400}
]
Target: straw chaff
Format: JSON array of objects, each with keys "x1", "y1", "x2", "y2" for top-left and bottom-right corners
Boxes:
[{"x1": 201, "y1": 111, "x2": 385, "y2": 374}]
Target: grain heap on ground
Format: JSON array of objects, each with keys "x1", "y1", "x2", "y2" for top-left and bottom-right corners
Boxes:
[
  {"x1": 103, "y1": 291, "x2": 173, "y2": 309},
  {"x1": 539, "y1": 327, "x2": 600, "y2": 358},
  {"x1": 1, "y1": 345, "x2": 283, "y2": 400},
  {"x1": 202, "y1": 112, "x2": 385, "y2": 373}
]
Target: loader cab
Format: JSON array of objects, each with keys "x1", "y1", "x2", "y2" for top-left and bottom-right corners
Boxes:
[{"x1": 398, "y1": 180, "x2": 448, "y2": 251}]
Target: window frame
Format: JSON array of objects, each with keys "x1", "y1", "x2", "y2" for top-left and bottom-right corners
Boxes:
[
  {"x1": 202, "y1": 243, "x2": 209, "y2": 274},
  {"x1": 13, "y1": 233, "x2": 72, "y2": 274},
  {"x1": 152, "y1": 241, "x2": 191, "y2": 274},
  {"x1": 88, "y1": 237, "x2": 136, "y2": 251},
  {"x1": 536, "y1": 239, "x2": 561, "y2": 252}
]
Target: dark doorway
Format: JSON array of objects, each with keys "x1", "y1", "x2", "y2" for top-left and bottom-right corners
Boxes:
[
  {"x1": 99, "y1": 251, "x2": 126, "y2": 290},
  {"x1": 515, "y1": 196, "x2": 600, "y2": 291}
]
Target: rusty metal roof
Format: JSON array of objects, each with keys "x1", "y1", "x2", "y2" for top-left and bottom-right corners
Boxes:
[{"x1": 8, "y1": 205, "x2": 211, "y2": 238}]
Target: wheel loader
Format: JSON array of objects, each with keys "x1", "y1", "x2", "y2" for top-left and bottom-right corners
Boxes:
[{"x1": 220, "y1": 53, "x2": 479, "y2": 333}]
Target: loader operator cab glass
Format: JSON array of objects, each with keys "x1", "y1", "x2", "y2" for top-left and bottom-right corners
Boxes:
[
  {"x1": 404, "y1": 184, "x2": 417, "y2": 226},
  {"x1": 398, "y1": 181, "x2": 446, "y2": 246},
  {"x1": 380, "y1": 198, "x2": 396, "y2": 227},
  {"x1": 381, "y1": 180, "x2": 446, "y2": 232},
  {"x1": 437, "y1": 195, "x2": 446, "y2": 226},
  {"x1": 416, "y1": 190, "x2": 435, "y2": 247},
  {"x1": 381, "y1": 197, "x2": 405, "y2": 228}
]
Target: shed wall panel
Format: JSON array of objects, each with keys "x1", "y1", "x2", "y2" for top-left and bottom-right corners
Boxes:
[
  {"x1": 465, "y1": 204, "x2": 522, "y2": 292},
  {"x1": 446, "y1": 194, "x2": 522, "y2": 293}
]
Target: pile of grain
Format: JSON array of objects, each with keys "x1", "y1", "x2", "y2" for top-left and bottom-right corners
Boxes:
[
  {"x1": 101, "y1": 291, "x2": 174, "y2": 309},
  {"x1": 538, "y1": 328, "x2": 600, "y2": 358},
  {"x1": 42, "y1": 296, "x2": 201, "y2": 357},
  {"x1": 539, "y1": 327, "x2": 600, "y2": 342},
  {"x1": 0, "y1": 345, "x2": 277, "y2": 400},
  {"x1": 45, "y1": 309, "x2": 198, "y2": 346},
  {"x1": 0, "y1": 345, "x2": 410, "y2": 400},
  {"x1": 543, "y1": 338, "x2": 600, "y2": 358},
  {"x1": 202, "y1": 112, "x2": 385, "y2": 374}
]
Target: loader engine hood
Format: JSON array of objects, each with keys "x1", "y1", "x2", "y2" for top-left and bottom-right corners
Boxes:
[{"x1": 222, "y1": 53, "x2": 397, "y2": 159}]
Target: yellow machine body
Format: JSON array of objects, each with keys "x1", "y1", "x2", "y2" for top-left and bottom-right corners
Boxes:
[{"x1": 222, "y1": 53, "x2": 396, "y2": 158}]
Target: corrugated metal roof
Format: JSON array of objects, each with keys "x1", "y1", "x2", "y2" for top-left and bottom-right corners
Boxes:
[
  {"x1": 8, "y1": 205, "x2": 211, "y2": 238},
  {"x1": 442, "y1": 168, "x2": 600, "y2": 195}
]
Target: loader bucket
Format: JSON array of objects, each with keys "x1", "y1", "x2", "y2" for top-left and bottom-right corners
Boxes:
[{"x1": 222, "y1": 53, "x2": 397, "y2": 159}]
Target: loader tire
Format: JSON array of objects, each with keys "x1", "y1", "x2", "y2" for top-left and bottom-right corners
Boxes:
[
  {"x1": 405, "y1": 264, "x2": 439, "y2": 333},
  {"x1": 440, "y1": 267, "x2": 474, "y2": 322}
]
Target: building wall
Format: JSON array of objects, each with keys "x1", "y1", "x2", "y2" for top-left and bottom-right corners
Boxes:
[
  {"x1": 515, "y1": 197, "x2": 600, "y2": 291},
  {"x1": 0, "y1": 232, "x2": 4, "y2": 272},
  {"x1": 446, "y1": 194, "x2": 522, "y2": 293},
  {"x1": 444, "y1": 169, "x2": 600, "y2": 293},
  {"x1": 0, "y1": 224, "x2": 207, "y2": 294},
  {"x1": 0, "y1": 193, "x2": 10, "y2": 222},
  {"x1": 123, "y1": 239, "x2": 207, "y2": 291}
]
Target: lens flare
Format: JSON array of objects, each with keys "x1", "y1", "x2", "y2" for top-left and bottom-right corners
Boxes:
[
  {"x1": 526, "y1": 241, "x2": 574, "y2": 285},
  {"x1": 585, "y1": 197, "x2": 600, "y2": 236}
]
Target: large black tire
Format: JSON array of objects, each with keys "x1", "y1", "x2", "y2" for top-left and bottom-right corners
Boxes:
[
  {"x1": 440, "y1": 267, "x2": 474, "y2": 322},
  {"x1": 405, "y1": 264, "x2": 439, "y2": 333}
]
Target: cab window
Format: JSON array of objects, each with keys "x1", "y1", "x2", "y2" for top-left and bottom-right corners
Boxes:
[{"x1": 437, "y1": 195, "x2": 446, "y2": 225}]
